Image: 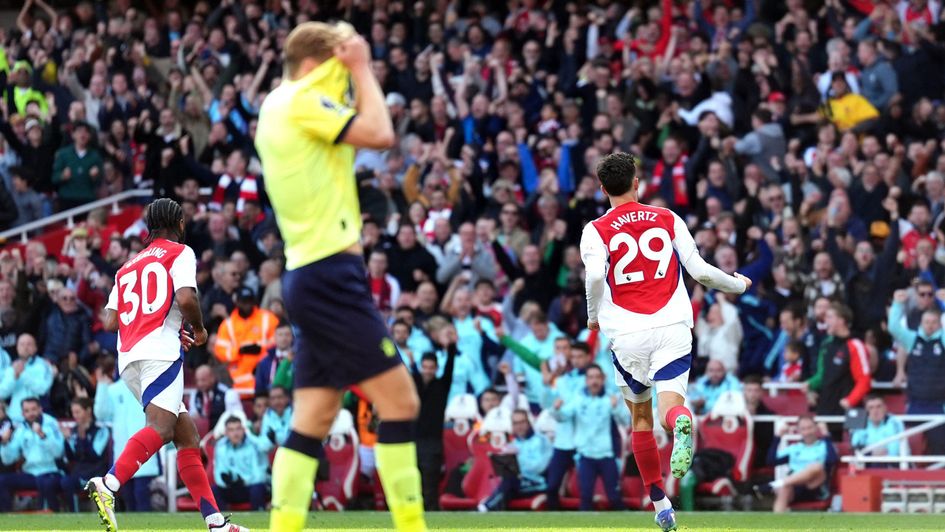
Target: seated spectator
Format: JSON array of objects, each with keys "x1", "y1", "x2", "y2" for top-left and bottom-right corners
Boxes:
[
  {"x1": 756, "y1": 415, "x2": 837, "y2": 513},
  {"x1": 851, "y1": 394, "x2": 909, "y2": 467},
  {"x1": 93, "y1": 357, "x2": 156, "y2": 512},
  {"x1": 0, "y1": 333, "x2": 54, "y2": 421},
  {"x1": 40, "y1": 287, "x2": 92, "y2": 369},
  {"x1": 60, "y1": 398, "x2": 110, "y2": 510},
  {"x1": 214, "y1": 287, "x2": 277, "y2": 392},
  {"x1": 254, "y1": 322, "x2": 293, "y2": 397},
  {"x1": 552, "y1": 364, "x2": 627, "y2": 511},
  {"x1": 259, "y1": 385, "x2": 292, "y2": 449},
  {"x1": 477, "y1": 409, "x2": 552, "y2": 512},
  {"x1": 775, "y1": 341, "x2": 805, "y2": 383},
  {"x1": 0, "y1": 397, "x2": 65, "y2": 511},
  {"x1": 213, "y1": 416, "x2": 269, "y2": 511},
  {"x1": 186, "y1": 365, "x2": 243, "y2": 429},
  {"x1": 689, "y1": 359, "x2": 743, "y2": 415}
]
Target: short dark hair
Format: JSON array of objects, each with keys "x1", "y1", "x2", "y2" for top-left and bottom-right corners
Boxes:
[
  {"x1": 742, "y1": 374, "x2": 763, "y2": 386},
  {"x1": 474, "y1": 279, "x2": 495, "y2": 290},
  {"x1": 586, "y1": 363, "x2": 603, "y2": 375},
  {"x1": 596, "y1": 152, "x2": 638, "y2": 196},
  {"x1": 830, "y1": 303, "x2": 854, "y2": 327},
  {"x1": 753, "y1": 108, "x2": 773, "y2": 123},
  {"x1": 570, "y1": 341, "x2": 591, "y2": 355},
  {"x1": 420, "y1": 352, "x2": 438, "y2": 365},
  {"x1": 20, "y1": 397, "x2": 41, "y2": 409},
  {"x1": 225, "y1": 416, "x2": 242, "y2": 426},
  {"x1": 269, "y1": 385, "x2": 289, "y2": 397},
  {"x1": 391, "y1": 319, "x2": 410, "y2": 329},
  {"x1": 785, "y1": 340, "x2": 806, "y2": 355},
  {"x1": 71, "y1": 397, "x2": 93, "y2": 411}
]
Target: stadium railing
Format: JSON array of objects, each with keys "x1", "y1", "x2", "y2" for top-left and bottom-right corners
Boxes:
[{"x1": 762, "y1": 381, "x2": 901, "y2": 397}]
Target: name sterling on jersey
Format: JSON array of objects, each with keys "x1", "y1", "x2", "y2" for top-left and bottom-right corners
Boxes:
[
  {"x1": 609, "y1": 210, "x2": 658, "y2": 231},
  {"x1": 125, "y1": 246, "x2": 168, "y2": 267}
]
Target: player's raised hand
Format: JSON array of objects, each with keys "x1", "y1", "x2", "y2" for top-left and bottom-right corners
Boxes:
[
  {"x1": 180, "y1": 326, "x2": 196, "y2": 351},
  {"x1": 733, "y1": 272, "x2": 752, "y2": 292},
  {"x1": 334, "y1": 33, "x2": 371, "y2": 72}
]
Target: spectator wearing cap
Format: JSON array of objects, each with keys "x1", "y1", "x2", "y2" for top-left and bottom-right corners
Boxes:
[
  {"x1": 2, "y1": 60, "x2": 48, "y2": 116},
  {"x1": 0, "y1": 115, "x2": 60, "y2": 194},
  {"x1": 857, "y1": 39, "x2": 899, "y2": 110},
  {"x1": 214, "y1": 286, "x2": 277, "y2": 392},
  {"x1": 52, "y1": 122, "x2": 104, "y2": 210},
  {"x1": 823, "y1": 72, "x2": 879, "y2": 133}
]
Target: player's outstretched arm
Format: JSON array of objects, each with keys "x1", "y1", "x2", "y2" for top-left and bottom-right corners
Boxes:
[
  {"x1": 333, "y1": 35, "x2": 395, "y2": 150},
  {"x1": 176, "y1": 287, "x2": 208, "y2": 345},
  {"x1": 580, "y1": 223, "x2": 608, "y2": 328},
  {"x1": 670, "y1": 214, "x2": 749, "y2": 294}
]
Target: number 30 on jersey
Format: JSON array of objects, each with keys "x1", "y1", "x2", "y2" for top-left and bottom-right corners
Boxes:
[{"x1": 118, "y1": 263, "x2": 169, "y2": 325}]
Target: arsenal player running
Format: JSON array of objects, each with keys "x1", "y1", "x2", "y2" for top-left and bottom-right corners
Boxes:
[
  {"x1": 85, "y1": 199, "x2": 248, "y2": 532},
  {"x1": 581, "y1": 153, "x2": 750, "y2": 531}
]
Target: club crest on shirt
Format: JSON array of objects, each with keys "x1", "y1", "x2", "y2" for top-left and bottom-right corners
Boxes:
[{"x1": 319, "y1": 96, "x2": 345, "y2": 115}]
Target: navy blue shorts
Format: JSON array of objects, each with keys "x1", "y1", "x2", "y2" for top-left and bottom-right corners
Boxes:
[{"x1": 282, "y1": 252, "x2": 402, "y2": 389}]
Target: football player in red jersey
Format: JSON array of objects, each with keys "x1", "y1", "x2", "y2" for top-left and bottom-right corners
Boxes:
[
  {"x1": 86, "y1": 198, "x2": 248, "y2": 532},
  {"x1": 581, "y1": 153, "x2": 750, "y2": 531}
]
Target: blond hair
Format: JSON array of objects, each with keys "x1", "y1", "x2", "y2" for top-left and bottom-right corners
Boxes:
[{"x1": 284, "y1": 21, "x2": 355, "y2": 78}]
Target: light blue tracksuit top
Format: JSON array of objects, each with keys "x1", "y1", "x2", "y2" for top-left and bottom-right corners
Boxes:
[
  {"x1": 0, "y1": 412, "x2": 64, "y2": 475},
  {"x1": 541, "y1": 369, "x2": 586, "y2": 451},
  {"x1": 510, "y1": 431, "x2": 553, "y2": 489},
  {"x1": 213, "y1": 435, "x2": 270, "y2": 486},
  {"x1": 94, "y1": 379, "x2": 160, "y2": 478},
  {"x1": 0, "y1": 355, "x2": 54, "y2": 421},
  {"x1": 553, "y1": 390, "x2": 629, "y2": 460}
]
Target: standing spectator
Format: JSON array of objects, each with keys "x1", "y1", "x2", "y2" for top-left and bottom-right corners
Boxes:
[
  {"x1": 367, "y1": 251, "x2": 401, "y2": 320},
  {"x1": 213, "y1": 416, "x2": 269, "y2": 511},
  {"x1": 259, "y1": 385, "x2": 292, "y2": 449},
  {"x1": 689, "y1": 359, "x2": 743, "y2": 415},
  {"x1": 478, "y1": 409, "x2": 552, "y2": 512},
  {"x1": 743, "y1": 376, "x2": 775, "y2": 472},
  {"x1": 0, "y1": 333, "x2": 54, "y2": 421},
  {"x1": 52, "y1": 122, "x2": 104, "y2": 210},
  {"x1": 214, "y1": 286, "x2": 277, "y2": 392},
  {"x1": 187, "y1": 365, "x2": 244, "y2": 430},
  {"x1": 695, "y1": 296, "x2": 744, "y2": 374},
  {"x1": 857, "y1": 39, "x2": 899, "y2": 110},
  {"x1": 386, "y1": 224, "x2": 438, "y2": 293},
  {"x1": 552, "y1": 364, "x2": 628, "y2": 511},
  {"x1": 39, "y1": 287, "x2": 92, "y2": 369},
  {"x1": 410, "y1": 326, "x2": 456, "y2": 511},
  {"x1": 93, "y1": 358, "x2": 157, "y2": 512},
  {"x1": 254, "y1": 322, "x2": 293, "y2": 397},
  {"x1": 59, "y1": 398, "x2": 110, "y2": 510},
  {"x1": 851, "y1": 394, "x2": 910, "y2": 467},
  {"x1": 823, "y1": 72, "x2": 879, "y2": 133},
  {"x1": 888, "y1": 289, "x2": 945, "y2": 454},
  {"x1": 806, "y1": 303, "x2": 872, "y2": 416},
  {"x1": 543, "y1": 341, "x2": 593, "y2": 510},
  {"x1": 9, "y1": 167, "x2": 46, "y2": 228},
  {"x1": 0, "y1": 397, "x2": 64, "y2": 511},
  {"x1": 756, "y1": 415, "x2": 838, "y2": 513},
  {"x1": 505, "y1": 313, "x2": 565, "y2": 410},
  {"x1": 730, "y1": 109, "x2": 786, "y2": 181}
]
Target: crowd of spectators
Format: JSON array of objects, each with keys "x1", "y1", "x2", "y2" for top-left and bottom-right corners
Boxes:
[{"x1": 1, "y1": 0, "x2": 944, "y2": 514}]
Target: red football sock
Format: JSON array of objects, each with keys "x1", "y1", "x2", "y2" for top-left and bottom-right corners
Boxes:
[
  {"x1": 665, "y1": 404, "x2": 692, "y2": 429},
  {"x1": 110, "y1": 426, "x2": 164, "y2": 485},
  {"x1": 631, "y1": 430, "x2": 665, "y2": 492},
  {"x1": 177, "y1": 447, "x2": 220, "y2": 519}
]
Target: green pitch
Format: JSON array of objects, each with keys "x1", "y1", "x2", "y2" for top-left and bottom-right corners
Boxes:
[{"x1": 1, "y1": 511, "x2": 940, "y2": 531}]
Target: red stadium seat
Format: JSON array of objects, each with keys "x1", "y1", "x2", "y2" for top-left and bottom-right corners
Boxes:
[
  {"x1": 884, "y1": 393, "x2": 908, "y2": 415},
  {"x1": 699, "y1": 414, "x2": 754, "y2": 483},
  {"x1": 438, "y1": 438, "x2": 501, "y2": 510},
  {"x1": 761, "y1": 391, "x2": 809, "y2": 416},
  {"x1": 442, "y1": 420, "x2": 475, "y2": 476},
  {"x1": 316, "y1": 432, "x2": 361, "y2": 511}
]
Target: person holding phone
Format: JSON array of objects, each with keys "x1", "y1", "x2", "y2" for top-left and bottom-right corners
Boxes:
[{"x1": 213, "y1": 286, "x2": 277, "y2": 393}]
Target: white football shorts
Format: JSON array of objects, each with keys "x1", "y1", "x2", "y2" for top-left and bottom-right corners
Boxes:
[
  {"x1": 121, "y1": 358, "x2": 187, "y2": 415},
  {"x1": 610, "y1": 322, "x2": 693, "y2": 403}
]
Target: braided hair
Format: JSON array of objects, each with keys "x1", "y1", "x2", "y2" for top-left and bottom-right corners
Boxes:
[{"x1": 145, "y1": 198, "x2": 184, "y2": 243}]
